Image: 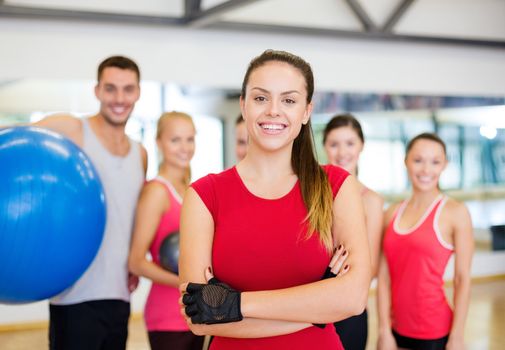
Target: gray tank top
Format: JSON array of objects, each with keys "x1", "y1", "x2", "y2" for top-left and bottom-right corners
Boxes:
[{"x1": 51, "y1": 118, "x2": 144, "y2": 305}]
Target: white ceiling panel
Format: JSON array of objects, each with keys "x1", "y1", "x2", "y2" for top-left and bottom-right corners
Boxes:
[
  {"x1": 395, "y1": 0, "x2": 505, "y2": 40},
  {"x1": 360, "y1": 0, "x2": 404, "y2": 27},
  {"x1": 0, "y1": 0, "x2": 503, "y2": 44},
  {"x1": 201, "y1": 0, "x2": 231, "y2": 11},
  {"x1": 220, "y1": 0, "x2": 362, "y2": 31},
  {"x1": 5, "y1": 0, "x2": 184, "y2": 17}
]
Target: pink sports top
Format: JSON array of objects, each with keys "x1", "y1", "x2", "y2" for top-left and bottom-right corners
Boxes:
[
  {"x1": 144, "y1": 176, "x2": 188, "y2": 331},
  {"x1": 383, "y1": 194, "x2": 454, "y2": 339}
]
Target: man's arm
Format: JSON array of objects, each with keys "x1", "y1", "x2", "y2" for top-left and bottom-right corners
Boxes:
[{"x1": 34, "y1": 114, "x2": 83, "y2": 147}]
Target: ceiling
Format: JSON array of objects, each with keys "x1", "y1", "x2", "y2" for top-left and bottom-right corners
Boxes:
[{"x1": 0, "y1": 0, "x2": 504, "y2": 48}]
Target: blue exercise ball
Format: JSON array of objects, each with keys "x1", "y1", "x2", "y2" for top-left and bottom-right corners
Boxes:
[{"x1": 0, "y1": 126, "x2": 106, "y2": 303}]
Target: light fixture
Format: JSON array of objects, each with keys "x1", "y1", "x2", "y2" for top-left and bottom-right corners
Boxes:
[{"x1": 479, "y1": 125, "x2": 497, "y2": 140}]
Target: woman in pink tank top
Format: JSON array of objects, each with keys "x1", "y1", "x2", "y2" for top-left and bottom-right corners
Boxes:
[
  {"x1": 323, "y1": 114, "x2": 384, "y2": 350},
  {"x1": 378, "y1": 133, "x2": 474, "y2": 350},
  {"x1": 128, "y1": 112, "x2": 204, "y2": 350}
]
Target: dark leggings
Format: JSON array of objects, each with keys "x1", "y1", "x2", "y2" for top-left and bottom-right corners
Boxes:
[
  {"x1": 334, "y1": 309, "x2": 368, "y2": 350},
  {"x1": 148, "y1": 330, "x2": 205, "y2": 350},
  {"x1": 393, "y1": 329, "x2": 449, "y2": 350}
]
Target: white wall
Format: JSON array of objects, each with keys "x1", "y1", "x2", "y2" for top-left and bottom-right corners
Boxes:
[
  {"x1": 0, "y1": 18, "x2": 504, "y2": 96},
  {"x1": 0, "y1": 278, "x2": 152, "y2": 326}
]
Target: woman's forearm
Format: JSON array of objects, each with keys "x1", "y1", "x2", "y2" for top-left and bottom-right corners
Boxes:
[
  {"x1": 189, "y1": 318, "x2": 311, "y2": 338},
  {"x1": 448, "y1": 203, "x2": 474, "y2": 340},
  {"x1": 377, "y1": 258, "x2": 392, "y2": 332},
  {"x1": 449, "y1": 274, "x2": 471, "y2": 338},
  {"x1": 129, "y1": 257, "x2": 179, "y2": 288},
  {"x1": 240, "y1": 268, "x2": 369, "y2": 324}
]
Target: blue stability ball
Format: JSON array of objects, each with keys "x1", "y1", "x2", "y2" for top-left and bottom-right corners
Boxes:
[{"x1": 0, "y1": 126, "x2": 106, "y2": 303}]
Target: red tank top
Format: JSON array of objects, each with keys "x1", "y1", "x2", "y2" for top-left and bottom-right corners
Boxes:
[
  {"x1": 191, "y1": 165, "x2": 349, "y2": 350},
  {"x1": 383, "y1": 194, "x2": 454, "y2": 339}
]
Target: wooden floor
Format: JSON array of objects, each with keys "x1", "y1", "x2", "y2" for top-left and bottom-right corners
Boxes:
[{"x1": 0, "y1": 279, "x2": 503, "y2": 350}]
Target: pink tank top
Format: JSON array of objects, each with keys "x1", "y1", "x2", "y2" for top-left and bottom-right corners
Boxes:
[
  {"x1": 144, "y1": 176, "x2": 188, "y2": 331},
  {"x1": 383, "y1": 194, "x2": 454, "y2": 339}
]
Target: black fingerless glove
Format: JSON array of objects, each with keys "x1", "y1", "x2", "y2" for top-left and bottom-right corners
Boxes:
[
  {"x1": 183, "y1": 277, "x2": 243, "y2": 324},
  {"x1": 313, "y1": 266, "x2": 337, "y2": 329}
]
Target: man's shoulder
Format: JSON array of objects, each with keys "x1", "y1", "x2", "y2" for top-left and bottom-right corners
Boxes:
[{"x1": 34, "y1": 114, "x2": 84, "y2": 146}]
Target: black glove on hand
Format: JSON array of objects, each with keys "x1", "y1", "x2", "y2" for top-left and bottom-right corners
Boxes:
[
  {"x1": 183, "y1": 277, "x2": 243, "y2": 325},
  {"x1": 313, "y1": 266, "x2": 337, "y2": 329}
]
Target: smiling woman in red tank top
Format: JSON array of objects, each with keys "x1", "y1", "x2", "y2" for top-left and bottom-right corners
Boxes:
[
  {"x1": 378, "y1": 133, "x2": 474, "y2": 350},
  {"x1": 178, "y1": 50, "x2": 372, "y2": 350}
]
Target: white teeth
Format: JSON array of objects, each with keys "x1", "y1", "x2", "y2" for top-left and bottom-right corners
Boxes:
[
  {"x1": 112, "y1": 106, "x2": 126, "y2": 113},
  {"x1": 261, "y1": 124, "x2": 284, "y2": 130},
  {"x1": 418, "y1": 176, "x2": 432, "y2": 182},
  {"x1": 336, "y1": 159, "x2": 352, "y2": 166}
]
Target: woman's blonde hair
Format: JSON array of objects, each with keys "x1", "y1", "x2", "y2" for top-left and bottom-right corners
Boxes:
[
  {"x1": 156, "y1": 111, "x2": 195, "y2": 186},
  {"x1": 241, "y1": 50, "x2": 334, "y2": 252}
]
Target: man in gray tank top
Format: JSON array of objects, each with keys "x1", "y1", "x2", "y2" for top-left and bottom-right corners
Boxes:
[{"x1": 34, "y1": 56, "x2": 147, "y2": 350}]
